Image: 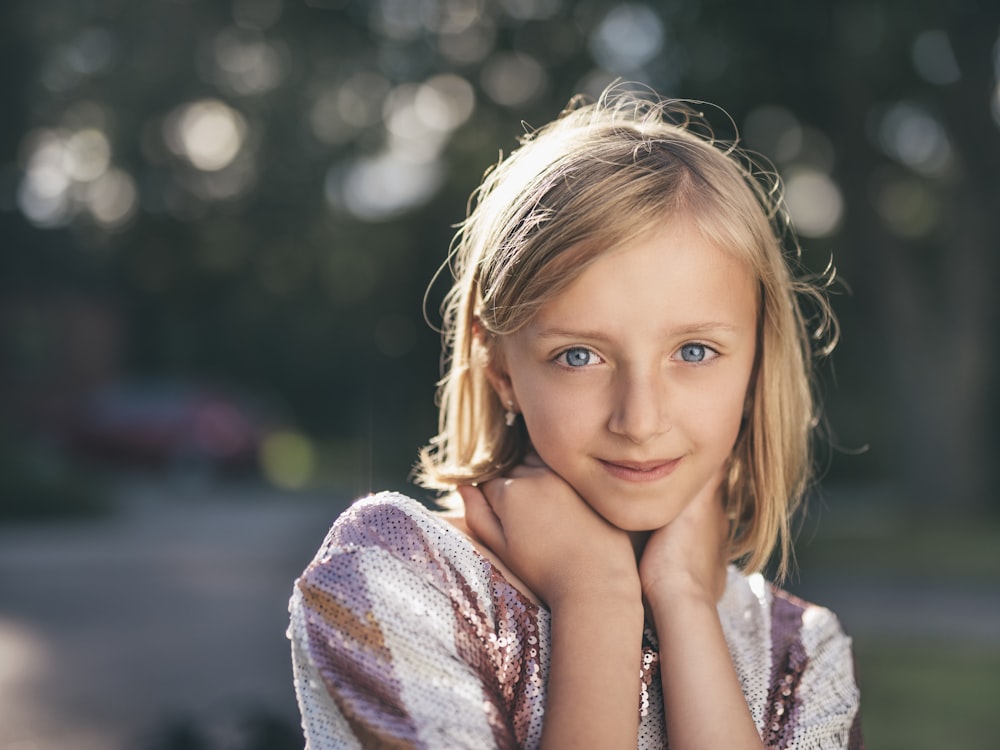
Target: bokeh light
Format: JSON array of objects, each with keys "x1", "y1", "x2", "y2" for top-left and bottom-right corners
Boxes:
[
  {"x1": 85, "y1": 168, "x2": 139, "y2": 230},
  {"x1": 438, "y1": 14, "x2": 496, "y2": 65},
  {"x1": 874, "y1": 102, "x2": 953, "y2": 176},
  {"x1": 589, "y1": 3, "x2": 664, "y2": 74},
  {"x1": 206, "y1": 27, "x2": 289, "y2": 96},
  {"x1": 259, "y1": 430, "x2": 316, "y2": 489},
  {"x1": 325, "y1": 152, "x2": 444, "y2": 221},
  {"x1": 912, "y1": 30, "x2": 961, "y2": 86},
  {"x1": 64, "y1": 129, "x2": 112, "y2": 183},
  {"x1": 783, "y1": 167, "x2": 844, "y2": 238},
  {"x1": 309, "y1": 71, "x2": 392, "y2": 146},
  {"x1": 481, "y1": 51, "x2": 548, "y2": 107},
  {"x1": 16, "y1": 125, "x2": 137, "y2": 230},
  {"x1": 164, "y1": 99, "x2": 248, "y2": 172}
]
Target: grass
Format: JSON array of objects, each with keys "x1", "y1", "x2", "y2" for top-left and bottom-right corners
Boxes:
[
  {"x1": 854, "y1": 636, "x2": 1000, "y2": 750},
  {"x1": 789, "y1": 493, "x2": 1000, "y2": 748}
]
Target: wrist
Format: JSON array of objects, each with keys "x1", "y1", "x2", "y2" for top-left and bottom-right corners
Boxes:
[
  {"x1": 548, "y1": 580, "x2": 643, "y2": 616},
  {"x1": 643, "y1": 566, "x2": 726, "y2": 611}
]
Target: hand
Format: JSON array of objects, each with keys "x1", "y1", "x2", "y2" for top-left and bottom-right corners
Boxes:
[
  {"x1": 638, "y1": 467, "x2": 729, "y2": 608},
  {"x1": 458, "y1": 455, "x2": 640, "y2": 609}
]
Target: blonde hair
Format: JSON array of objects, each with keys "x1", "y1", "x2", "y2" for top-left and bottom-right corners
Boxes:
[{"x1": 416, "y1": 85, "x2": 836, "y2": 579}]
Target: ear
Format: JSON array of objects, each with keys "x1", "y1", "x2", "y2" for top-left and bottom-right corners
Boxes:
[{"x1": 474, "y1": 318, "x2": 518, "y2": 411}]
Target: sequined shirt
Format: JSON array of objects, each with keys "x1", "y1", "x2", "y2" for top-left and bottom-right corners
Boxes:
[{"x1": 288, "y1": 492, "x2": 863, "y2": 749}]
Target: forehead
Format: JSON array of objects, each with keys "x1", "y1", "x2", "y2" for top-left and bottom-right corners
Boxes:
[{"x1": 529, "y1": 217, "x2": 759, "y2": 336}]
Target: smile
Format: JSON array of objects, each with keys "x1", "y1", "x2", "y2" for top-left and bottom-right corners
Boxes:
[{"x1": 598, "y1": 457, "x2": 681, "y2": 482}]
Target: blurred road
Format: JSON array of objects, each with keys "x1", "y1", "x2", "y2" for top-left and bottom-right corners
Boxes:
[
  {"x1": 0, "y1": 480, "x2": 350, "y2": 750},
  {"x1": 1, "y1": 481, "x2": 998, "y2": 750}
]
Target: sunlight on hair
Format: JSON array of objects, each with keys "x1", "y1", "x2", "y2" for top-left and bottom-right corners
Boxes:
[{"x1": 164, "y1": 99, "x2": 247, "y2": 172}]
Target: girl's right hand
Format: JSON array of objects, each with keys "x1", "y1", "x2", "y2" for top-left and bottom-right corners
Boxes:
[{"x1": 457, "y1": 455, "x2": 640, "y2": 609}]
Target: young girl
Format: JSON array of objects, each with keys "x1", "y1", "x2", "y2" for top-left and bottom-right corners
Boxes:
[{"x1": 288, "y1": 86, "x2": 863, "y2": 749}]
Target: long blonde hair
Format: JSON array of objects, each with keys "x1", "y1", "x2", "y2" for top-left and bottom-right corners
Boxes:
[{"x1": 415, "y1": 86, "x2": 836, "y2": 578}]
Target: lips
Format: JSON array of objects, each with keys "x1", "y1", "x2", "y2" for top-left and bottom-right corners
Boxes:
[{"x1": 598, "y1": 457, "x2": 681, "y2": 482}]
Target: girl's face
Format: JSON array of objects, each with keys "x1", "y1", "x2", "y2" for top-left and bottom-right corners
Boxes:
[{"x1": 488, "y1": 215, "x2": 758, "y2": 532}]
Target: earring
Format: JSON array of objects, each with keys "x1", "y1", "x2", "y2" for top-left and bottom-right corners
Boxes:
[{"x1": 504, "y1": 401, "x2": 517, "y2": 427}]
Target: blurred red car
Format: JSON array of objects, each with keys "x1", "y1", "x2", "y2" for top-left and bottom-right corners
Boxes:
[{"x1": 67, "y1": 380, "x2": 275, "y2": 475}]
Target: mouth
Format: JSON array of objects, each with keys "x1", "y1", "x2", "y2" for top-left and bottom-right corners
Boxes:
[{"x1": 598, "y1": 457, "x2": 681, "y2": 482}]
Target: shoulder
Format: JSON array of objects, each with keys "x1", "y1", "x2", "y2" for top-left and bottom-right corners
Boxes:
[
  {"x1": 720, "y1": 569, "x2": 862, "y2": 745},
  {"x1": 720, "y1": 567, "x2": 850, "y2": 644},
  {"x1": 767, "y1": 582, "x2": 852, "y2": 655},
  {"x1": 317, "y1": 491, "x2": 442, "y2": 558},
  {"x1": 719, "y1": 568, "x2": 857, "y2": 688},
  {"x1": 298, "y1": 490, "x2": 492, "y2": 605}
]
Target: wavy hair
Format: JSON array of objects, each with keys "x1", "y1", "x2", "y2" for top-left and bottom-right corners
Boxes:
[{"x1": 415, "y1": 85, "x2": 836, "y2": 579}]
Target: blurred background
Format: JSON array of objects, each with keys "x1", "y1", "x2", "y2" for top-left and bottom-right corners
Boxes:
[{"x1": 1, "y1": 0, "x2": 998, "y2": 748}]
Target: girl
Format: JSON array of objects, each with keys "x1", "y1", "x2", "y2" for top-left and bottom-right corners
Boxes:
[{"x1": 288, "y1": 86, "x2": 863, "y2": 749}]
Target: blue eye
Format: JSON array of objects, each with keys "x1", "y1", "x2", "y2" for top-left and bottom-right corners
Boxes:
[
  {"x1": 558, "y1": 347, "x2": 600, "y2": 367},
  {"x1": 679, "y1": 343, "x2": 708, "y2": 362}
]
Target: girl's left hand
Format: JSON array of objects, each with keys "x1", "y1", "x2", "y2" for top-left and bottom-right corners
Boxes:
[{"x1": 638, "y1": 467, "x2": 730, "y2": 607}]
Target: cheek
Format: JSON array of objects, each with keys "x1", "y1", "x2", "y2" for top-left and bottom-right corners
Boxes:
[
  {"x1": 515, "y1": 382, "x2": 600, "y2": 455},
  {"x1": 686, "y1": 372, "x2": 752, "y2": 446}
]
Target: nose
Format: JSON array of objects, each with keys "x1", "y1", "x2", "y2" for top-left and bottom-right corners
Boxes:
[{"x1": 607, "y1": 365, "x2": 670, "y2": 444}]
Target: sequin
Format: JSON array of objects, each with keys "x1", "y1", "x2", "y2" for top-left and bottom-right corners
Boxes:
[{"x1": 289, "y1": 492, "x2": 863, "y2": 749}]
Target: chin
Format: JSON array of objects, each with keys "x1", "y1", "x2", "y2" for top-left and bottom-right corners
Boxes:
[{"x1": 606, "y1": 510, "x2": 678, "y2": 533}]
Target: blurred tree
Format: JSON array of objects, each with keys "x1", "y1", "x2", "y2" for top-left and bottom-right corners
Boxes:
[{"x1": 1, "y1": 0, "x2": 997, "y2": 510}]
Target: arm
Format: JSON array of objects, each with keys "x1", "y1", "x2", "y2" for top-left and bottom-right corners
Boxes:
[
  {"x1": 459, "y1": 460, "x2": 644, "y2": 750},
  {"x1": 639, "y1": 473, "x2": 765, "y2": 750},
  {"x1": 289, "y1": 500, "x2": 520, "y2": 749}
]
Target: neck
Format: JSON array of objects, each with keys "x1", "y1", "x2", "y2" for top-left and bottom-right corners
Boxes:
[{"x1": 628, "y1": 530, "x2": 651, "y2": 562}]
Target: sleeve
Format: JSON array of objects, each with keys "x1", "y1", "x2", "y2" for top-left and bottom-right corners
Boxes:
[
  {"x1": 288, "y1": 544, "x2": 516, "y2": 750},
  {"x1": 769, "y1": 605, "x2": 863, "y2": 750}
]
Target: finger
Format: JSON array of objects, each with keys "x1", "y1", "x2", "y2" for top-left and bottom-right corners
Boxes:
[{"x1": 457, "y1": 484, "x2": 505, "y2": 550}]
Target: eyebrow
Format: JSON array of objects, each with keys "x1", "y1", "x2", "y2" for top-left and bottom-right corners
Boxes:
[{"x1": 533, "y1": 322, "x2": 744, "y2": 340}]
